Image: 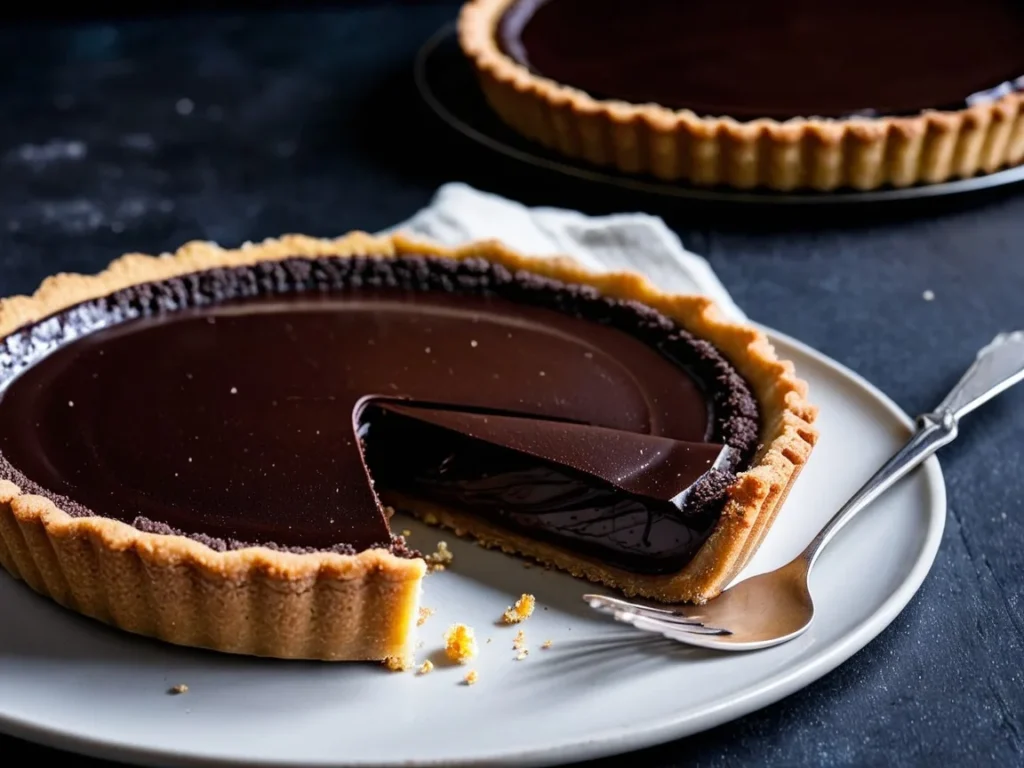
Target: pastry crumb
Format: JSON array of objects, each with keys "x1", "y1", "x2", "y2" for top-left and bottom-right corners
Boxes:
[
  {"x1": 425, "y1": 541, "x2": 453, "y2": 572},
  {"x1": 417, "y1": 660, "x2": 434, "y2": 675},
  {"x1": 168, "y1": 684, "x2": 189, "y2": 695},
  {"x1": 423, "y1": 512, "x2": 439, "y2": 525},
  {"x1": 512, "y1": 629, "x2": 527, "y2": 651},
  {"x1": 463, "y1": 669, "x2": 478, "y2": 686},
  {"x1": 383, "y1": 655, "x2": 412, "y2": 672},
  {"x1": 541, "y1": 639, "x2": 553, "y2": 649},
  {"x1": 502, "y1": 593, "x2": 536, "y2": 624},
  {"x1": 444, "y1": 623, "x2": 478, "y2": 663},
  {"x1": 417, "y1": 606, "x2": 435, "y2": 626},
  {"x1": 401, "y1": 528, "x2": 412, "y2": 537},
  {"x1": 515, "y1": 651, "x2": 529, "y2": 661}
]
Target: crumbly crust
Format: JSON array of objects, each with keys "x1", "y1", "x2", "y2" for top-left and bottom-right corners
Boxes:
[
  {"x1": 0, "y1": 231, "x2": 817, "y2": 664},
  {"x1": 458, "y1": 0, "x2": 1024, "y2": 191},
  {"x1": 444, "y1": 623, "x2": 478, "y2": 663},
  {"x1": 502, "y1": 593, "x2": 535, "y2": 624}
]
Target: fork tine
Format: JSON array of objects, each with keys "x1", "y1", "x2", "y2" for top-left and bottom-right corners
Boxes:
[
  {"x1": 626, "y1": 611, "x2": 715, "y2": 628},
  {"x1": 594, "y1": 603, "x2": 710, "y2": 630},
  {"x1": 584, "y1": 594, "x2": 705, "y2": 626},
  {"x1": 585, "y1": 594, "x2": 737, "y2": 643},
  {"x1": 583, "y1": 594, "x2": 681, "y2": 616},
  {"x1": 601, "y1": 608, "x2": 732, "y2": 639},
  {"x1": 627, "y1": 614, "x2": 732, "y2": 637},
  {"x1": 583, "y1": 594, "x2": 732, "y2": 639}
]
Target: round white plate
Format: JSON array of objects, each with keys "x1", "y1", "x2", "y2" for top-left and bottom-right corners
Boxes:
[
  {"x1": 0, "y1": 329, "x2": 945, "y2": 767},
  {"x1": 416, "y1": 22, "x2": 1024, "y2": 206}
]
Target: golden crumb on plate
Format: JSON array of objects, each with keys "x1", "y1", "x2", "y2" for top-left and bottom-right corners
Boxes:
[
  {"x1": 423, "y1": 512, "x2": 439, "y2": 525},
  {"x1": 512, "y1": 629, "x2": 526, "y2": 651},
  {"x1": 541, "y1": 639, "x2": 553, "y2": 649},
  {"x1": 515, "y1": 651, "x2": 528, "y2": 661},
  {"x1": 417, "y1": 660, "x2": 434, "y2": 675},
  {"x1": 383, "y1": 655, "x2": 412, "y2": 672},
  {"x1": 444, "y1": 623, "x2": 478, "y2": 663},
  {"x1": 425, "y1": 541, "x2": 453, "y2": 572},
  {"x1": 502, "y1": 593, "x2": 535, "y2": 624},
  {"x1": 463, "y1": 669, "x2": 478, "y2": 685},
  {"x1": 168, "y1": 684, "x2": 189, "y2": 695},
  {"x1": 401, "y1": 529, "x2": 412, "y2": 537},
  {"x1": 417, "y1": 606, "x2": 435, "y2": 626}
]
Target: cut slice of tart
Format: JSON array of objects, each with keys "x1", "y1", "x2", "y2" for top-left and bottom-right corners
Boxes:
[
  {"x1": 458, "y1": 0, "x2": 1024, "y2": 191},
  {"x1": 0, "y1": 232, "x2": 817, "y2": 663}
]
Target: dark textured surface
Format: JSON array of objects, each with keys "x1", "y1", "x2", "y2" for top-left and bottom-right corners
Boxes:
[{"x1": 0, "y1": 3, "x2": 1022, "y2": 766}]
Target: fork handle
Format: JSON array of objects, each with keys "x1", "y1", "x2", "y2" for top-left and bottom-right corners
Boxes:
[{"x1": 801, "y1": 331, "x2": 1024, "y2": 570}]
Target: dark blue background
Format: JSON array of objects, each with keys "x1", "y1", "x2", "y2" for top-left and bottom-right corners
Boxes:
[{"x1": 0, "y1": 3, "x2": 1022, "y2": 766}]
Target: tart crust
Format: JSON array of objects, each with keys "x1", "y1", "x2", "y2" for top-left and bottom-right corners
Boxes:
[
  {"x1": 0, "y1": 231, "x2": 816, "y2": 663},
  {"x1": 458, "y1": 0, "x2": 1024, "y2": 191}
]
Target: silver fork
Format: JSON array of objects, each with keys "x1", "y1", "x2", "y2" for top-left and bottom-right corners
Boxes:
[{"x1": 584, "y1": 332, "x2": 1024, "y2": 651}]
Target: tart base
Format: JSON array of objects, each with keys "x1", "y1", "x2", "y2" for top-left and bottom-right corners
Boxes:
[
  {"x1": 458, "y1": 0, "x2": 1024, "y2": 192},
  {"x1": 0, "y1": 230, "x2": 816, "y2": 659},
  {"x1": 0, "y1": 481, "x2": 425, "y2": 663}
]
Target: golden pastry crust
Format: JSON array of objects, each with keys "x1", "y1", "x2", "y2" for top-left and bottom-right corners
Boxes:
[
  {"x1": 458, "y1": 0, "x2": 1024, "y2": 192},
  {"x1": 0, "y1": 231, "x2": 817, "y2": 666}
]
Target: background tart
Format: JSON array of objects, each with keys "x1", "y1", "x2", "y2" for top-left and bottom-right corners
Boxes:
[
  {"x1": 0, "y1": 232, "x2": 816, "y2": 662},
  {"x1": 458, "y1": 0, "x2": 1024, "y2": 191}
]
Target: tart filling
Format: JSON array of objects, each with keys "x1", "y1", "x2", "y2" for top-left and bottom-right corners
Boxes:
[
  {"x1": 498, "y1": 0, "x2": 1024, "y2": 121},
  {"x1": 0, "y1": 256, "x2": 758, "y2": 576}
]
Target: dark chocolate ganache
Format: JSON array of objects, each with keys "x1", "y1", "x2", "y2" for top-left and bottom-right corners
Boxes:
[
  {"x1": 0, "y1": 256, "x2": 759, "y2": 574},
  {"x1": 498, "y1": 0, "x2": 1024, "y2": 120}
]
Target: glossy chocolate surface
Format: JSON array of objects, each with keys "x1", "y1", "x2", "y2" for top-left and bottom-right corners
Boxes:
[
  {"x1": 373, "y1": 401, "x2": 728, "y2": 502},
  {"x1": 498, "y1": 0, "x2": 1024, "y2": 120},
  {"x1": 0, "y1": 256, "x2": 759, "y2": 573},
  {"x1": 365, "y1": 402, "x2": 735, "y2": 572}
]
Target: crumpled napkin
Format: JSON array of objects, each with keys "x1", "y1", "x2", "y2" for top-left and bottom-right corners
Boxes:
[{"x1": 383, "y1": 182, "x2": 745, "y2": 321}]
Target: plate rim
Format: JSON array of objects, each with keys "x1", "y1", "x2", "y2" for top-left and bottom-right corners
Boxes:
[
  {"x1": 0, "y1": 326, "x2": 947, "y2": 768},
  {"x1": 415, "y1": 21, "x2": 1024, "y2": 207}
]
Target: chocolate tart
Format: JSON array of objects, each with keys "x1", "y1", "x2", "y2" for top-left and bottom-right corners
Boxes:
[
  {"x1": 458, "y1": 0, "x2": 1024, "y2": 191},
  {"x1": 0, "y1": 232, "x2": 816, "y2": 663}
]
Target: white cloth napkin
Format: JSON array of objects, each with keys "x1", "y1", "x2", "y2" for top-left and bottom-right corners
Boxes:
[{"x1": 384, "y1": 182, "x2": 746, "y2": 321}]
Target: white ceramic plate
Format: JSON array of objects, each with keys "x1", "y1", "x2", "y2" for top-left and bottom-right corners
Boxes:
[
  {"x1": 0, "y1": 329, "x2": 945, "y2": 767},
  {"x1": 416, "y1": 22, "x2": 1024, "y2": 206}
]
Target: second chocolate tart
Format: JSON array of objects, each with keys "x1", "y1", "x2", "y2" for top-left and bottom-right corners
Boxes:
[{"x1": 460, "y1": 0, "x2": 1024, "y2": 191}]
